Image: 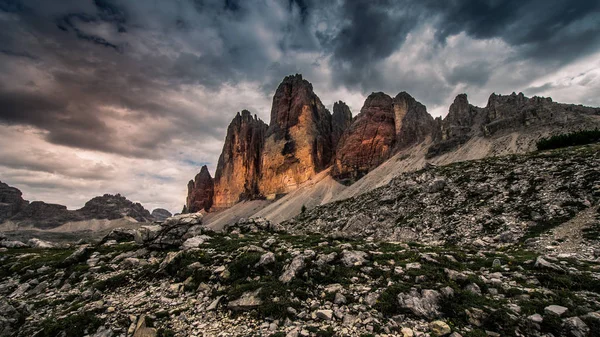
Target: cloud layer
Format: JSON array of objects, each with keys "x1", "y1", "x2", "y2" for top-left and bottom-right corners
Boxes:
[{"x1": 1, "y1": 0, "x2": 599, "y2": 212}]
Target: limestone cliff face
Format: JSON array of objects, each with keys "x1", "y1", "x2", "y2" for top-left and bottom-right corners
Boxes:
[
  {"x1": 333, "y1": 92, "x2": 396, "y2": 180},
  {"x1": 186, "y1": 165, "x2": 214, "y2": 213},
  {"x1": 392, "y1": 92, "x2": 436, "y2": 149},
  {"x1": 331, "y1": 101, "x2": 353, "y2": 155},
  {"x1": 213, "y1": 110, "x2": 268, "y2": 209},
  {"x1": 259, "y1": 74, "x2": 333, "y2": 198},
  {"x1": 0, "y1": 181, "x2": 29, "y2": 223},
  {"x1": 333, "y1": 92, "x2": 437, "y2": 180},
  {"x1": 482, "y1": 92, "x2": 597, "y2": 135},
  {"x1": 427, "y1": 92, "x2": 600, "y2": 158}
]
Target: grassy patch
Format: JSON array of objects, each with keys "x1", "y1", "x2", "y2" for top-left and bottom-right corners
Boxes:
[
  {"x1": 93, "y1": 273, "x2": 129, "y2": 291},
  {"x1": 36, "y1": 311, "x2": 102, "y2": 337}
]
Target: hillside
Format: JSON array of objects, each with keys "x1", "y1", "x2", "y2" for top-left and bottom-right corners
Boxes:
[
  {"x1": 190, "y1": 75, "x2": 600, "y2": 230},
  {"x1": 286, "y1": 144, "x2": 600, "y2": 253}
]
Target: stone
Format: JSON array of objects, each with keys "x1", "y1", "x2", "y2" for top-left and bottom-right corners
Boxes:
[
  {"x1": 364, "y1": 292, "x2": 379, "y2": 307},
  {"x1": 27, "y1": 238, "x2": 55, "y2": 248},
  {"x1": 492, "y1": 259, "x2": 501, "y2": 268},
  {"x1": 64, "y1": 244, "x2": 92, "y2": 264},
  {"x1": 132, "y1": 315, "x2": 157, "y2": 337},
  {"x1": 427, "y1": 178, "x2": 447, "y2": 193},
  {"x1": 401, "y1": 328, "x2": 414, "y2": 337},
  {"x1": 101, "y1": 228, "x2": 139, "y2": 244},
  {"x1": 334, "y1": 292, "x2": 347, "y2": 305},
  {"x1": 544, "y1": 305, "x2": 568, "y2": 316},
  {"x1": 182, "y1": 235, "x2": 211, "y2": 250},
  {"x1": 144, "y1": 214, "x2": 202, "y2": 249},
  {"x1": 255, "y1": 252, "x2": 276, "y2": 267},
  {"x1": 0, "y1": 239, "x2": 27, "y2": 248},
  {"x1": 528, "y1": 314, "x2": 543, "y2": 323},
  {"x1": 227, "y1": 289, "x2": 262, "y2": 311},
  {"x1": 207, "y1": 296, "x2": 223, "y2": 311},
  {"x1": 465, "y1": 283, "x2": 482, "y2": 295},
  {"x1": 340, "y1": 250, "x2": 368, "y2": 267},
  {"x1": 429, "y1": 320, "x2": 451, "y2": 336},
  {"x1": 398, "y1": 288, "x2": 442, "y2": 319},
  {"x1": 466, "y1": 307, "x2": 487, "y2": 327},
  {"x1": 406, "y1": 262, "x2": 421, "y2": 270},
  {"x1": 279, "y1": 255, "x2": 306, "y2": 283},
  {"x1": 314, "y1": 309, "x2": 333, "y2": 321},
  {"x1": 158, "y1": 251, "x2": 182, "y2": 272},
  {"x1": 563, "y1": 317, "x2": 589, "y2": 337},
  {"x1": 535, "y1": 256, "x2": 564, "y2": 272}
]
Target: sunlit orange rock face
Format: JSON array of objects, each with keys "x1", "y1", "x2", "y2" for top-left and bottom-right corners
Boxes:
[
  {"x1": 333, "y1": 92, "x2": 396, "y2": 180},
  {"x1": 333, "y1": 91, "x2": 436, "y2": 180},
  {"x1": 259, "y1": 74, "x2": 334, "y2": 199},
  {"x1": 186, "y1": 165, "x2": 214, "y2": 213},
  {"x1": 212, "y1": 110, "x2": 267, "y2": 209}
]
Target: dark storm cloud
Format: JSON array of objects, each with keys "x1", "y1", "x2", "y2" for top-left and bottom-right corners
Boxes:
[
  {"x1": 328, "y1": 1, "x2": 423, "y2": 88},
  {"x1": 425, "y1": 0, "x2": 600, "y2": 61},
  {"x1": 0, "y1": 0, "x2": 599, "y2": 159},
  {"x1": 446, "y1": 61, "x2": 492, "y2": 86},
  {"x1": 324, "y1": 0, "x2": 600, "y2": 91}
]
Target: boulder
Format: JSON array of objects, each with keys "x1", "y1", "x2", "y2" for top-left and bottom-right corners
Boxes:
[
  {"x1": 280, "y1": 255, "x2": 307, "y2": 283},
  {"x1": 181, "y1": 235, "x2": 211, "y2": 250},
  {"x1": 545, "y1": 305, "x2": 568, "y2": 316},
  {"x1": 255, "y1": 252, "x2": 276, "y2": 267},
  {"x1": 563, "y1": 317, "x2": 589, "y2": 337},
  {"x1": 397, "y1": 288, "x2": 442, "y2": 319},
  {"x1": 340, "y1": 250, "x2": 368, "y2": 267},
  {"x1": 429, "y1": 320, "x2": 451, "y2": 336},
  {"x1": 27, "y1": 238, "x2": 55, "y2": 248},
  {"x1": 227, "y1": 289, "x2": 262, "y2": 311}
]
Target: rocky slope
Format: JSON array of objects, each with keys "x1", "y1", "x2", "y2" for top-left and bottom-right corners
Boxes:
[
  {"x1": 185, "y1": 165, "x2": 214, "y2": 213},
  {"x1": 259, "y1": 74, "x2": 334, "y2": 199},
  {"x1": 287, "y1": 144, "x2": 600, "y2": 250},
  {"x1": 0, "y1": 183, "x2": 154, "y2": 230},
  {"x1": 1, "y1": 215, "x2": 599, "y2": 337},
  {"x1": 213, "y1": 110, "x2": 268, "y2": 209}
]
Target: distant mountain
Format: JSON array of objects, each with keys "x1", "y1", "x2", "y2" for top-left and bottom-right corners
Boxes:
[
  {"x1": 0, "y1": 183, "x2": 154, "y2": 229},
  {"x1": 151, "y1": 208, "x2": 172, "y2": 221}
]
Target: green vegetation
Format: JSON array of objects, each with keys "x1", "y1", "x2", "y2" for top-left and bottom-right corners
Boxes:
[
  {"x1": 36, "y1": 311, "x2": 102, "y2": 337},
  {"x1": 536, "y1": 129, "x2": 600, "y2": 151},
  {"x1": 93, "y1": 273, "x2": 129, "y2": 291}
]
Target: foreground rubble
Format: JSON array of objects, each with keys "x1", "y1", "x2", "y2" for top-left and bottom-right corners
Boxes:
[{"x1": 2, "y1": 222, "x2": 599, "y2": 337}]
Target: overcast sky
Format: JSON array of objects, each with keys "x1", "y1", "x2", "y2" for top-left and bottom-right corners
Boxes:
[{"x1": 1, "y1": 0, "x2": 599, "y2": 213}]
